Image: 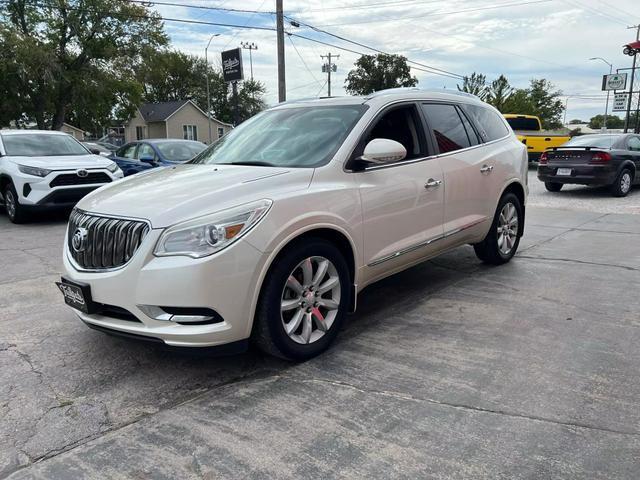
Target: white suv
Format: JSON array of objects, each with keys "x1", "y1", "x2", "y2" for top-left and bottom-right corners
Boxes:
[
  {"x1": 0, "y1": 130, "x2": 123, "y2": 223},
  {"x1": 58, "y1": 89, "x2": 528, "y2": 360}
]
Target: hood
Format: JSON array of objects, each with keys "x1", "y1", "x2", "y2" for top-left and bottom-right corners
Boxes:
[
  {"x1": 10, "y1": 154, "x2": 114, "y2": 170},
  {"x1": 77, "y1": 164, "x2": 314, "y2": 228}
]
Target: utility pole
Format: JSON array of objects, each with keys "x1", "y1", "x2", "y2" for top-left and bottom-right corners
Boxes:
[
  {"x1": 205, "y1": 33, "x2": 220, "y2": 144},
  {"x1": 589, "y1": 57, "x2": 613, "y2": 131},
  {"x1": 241, "y1": 42, "x2": 258, "y2": 81},
  {"x1": 321, "y1": 53, "x2": 339, "y2": 97},
  {"x1": 624, "y1": 24, "x2": 639, "y2": 133},
  {"x1": 276, "y1": 0, "x2": 286, "y2": 102}
]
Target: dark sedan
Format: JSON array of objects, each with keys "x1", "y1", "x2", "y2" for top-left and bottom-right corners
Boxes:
[
  {"x1": 538, "y1": 134, "x2": 640, "y2": 197},
  {"x1": 110, "y1": 139, "x2": 207, "y2": 176}
]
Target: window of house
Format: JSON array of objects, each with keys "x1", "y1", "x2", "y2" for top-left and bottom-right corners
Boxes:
[
  {"x1": 362, "y1": 105, "x2": 426, "y2": 160},
  {"x1": 183, "y1": 125, "x2": 198, "y2": 141},
  {"x1": 421, "y1": 104, "x2": 472, "y2": 154},
  {"x1": 464, "y1": 105, "x2": 510, "y2": 143},
  {"x1": 135, "y1": 126, "x2": 146, "y2": 140},
  {"x1": 217, "y1": 127, "x2": 225, "y2": 139}
]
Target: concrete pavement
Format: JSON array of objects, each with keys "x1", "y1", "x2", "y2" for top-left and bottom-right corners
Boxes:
[{"x1": 1, "y1": 206, "x2": 639, "y2": 479}]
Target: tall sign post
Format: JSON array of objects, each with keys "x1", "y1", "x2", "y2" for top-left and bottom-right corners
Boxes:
[
  {"x1": 622, "y1": 27, "x2": 640, "y2": 132},
  {"x1": 222, "y1": 48, "x2": 244, "y2": 125}
]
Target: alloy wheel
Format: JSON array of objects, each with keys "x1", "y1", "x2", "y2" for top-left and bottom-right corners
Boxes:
[
  {"x1": 5, "y1": 190, "x2": 16, "y2": 220},
  {"x1": 621, "y1": 172, "x2": 632, "y2": 194},
  {"x1": 280, "y1": 256, "x2": 341, "y2": 345},
  {"x1": 497, "y1": 202, "x2": 518, "y2": 256}
]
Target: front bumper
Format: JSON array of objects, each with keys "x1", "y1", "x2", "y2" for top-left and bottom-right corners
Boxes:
[
  {"x1": 537, "y1": 164, "x2": 617, "y2": 185},
  {"x1": 62, "y1": 229, "x2": 268, "y2": 347}
]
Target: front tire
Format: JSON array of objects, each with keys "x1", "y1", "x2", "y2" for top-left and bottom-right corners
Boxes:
[
  {"x1": 545, "y1": 182, "x2": 563, "y2": 192},
  {"x1": 3, "y1": 183, "x2": 29, "y2": 224},
  {"x1": 611, "y1": 168, "x2": 633, "y2": 197},
  {"x1": 252, "y1": 238, "x2": 351, "y2": 361},
  {"x1": 474, "y1": 193, "x2": 523, "y2": 265}
]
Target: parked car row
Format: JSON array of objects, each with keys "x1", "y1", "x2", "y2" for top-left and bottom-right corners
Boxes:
[{"x1": 0, "y1": 130, "x2": 207, "y2": 223}]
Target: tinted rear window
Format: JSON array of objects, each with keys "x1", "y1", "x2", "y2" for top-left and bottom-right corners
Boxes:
[
  {"x1": 505, "y1": 117, "x2": 540, "y2": 131},
  {"x1": 422, "y1": 104, "x2": 472, "y2": 153},
  {"x1": 564, "y1": 135, "x2": 619, "y2": 149},
  {"x1": 465, "y1": 105, "x2": 511, "y2": 143}
]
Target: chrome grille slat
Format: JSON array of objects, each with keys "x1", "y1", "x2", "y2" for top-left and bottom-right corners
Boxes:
[{"x1": 67, "y1": 210, "x2": 150, "y2": 270}]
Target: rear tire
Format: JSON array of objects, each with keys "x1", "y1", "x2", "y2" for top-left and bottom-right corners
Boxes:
[
  {"x1": 611, "y1": 168, "x2": 633, "y2": 197},
  {"x1": 252, "y1": 238, "x2": 351, "y2": 361},
  {"x1": 3, "y1": 183, "x2": 29, "y2": 224},
  {"x1": 474, "y1": 193, "x2": 523, "y2": 265},
  {"x1": 545, "y1": 182, "x2": 563, "y2": 192}
]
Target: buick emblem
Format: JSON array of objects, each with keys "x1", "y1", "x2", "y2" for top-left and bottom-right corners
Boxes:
[
  {"x1": 72, "y1": 227, "x2": 89, "y2": 253},
  {"x1": 76, "y1": 169, "x2": 89, "y2": 178}
]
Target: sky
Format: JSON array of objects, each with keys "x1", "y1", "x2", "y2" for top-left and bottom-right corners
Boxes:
[{"x1": 151, "y1": 0, "x2": 640, "y2": 123}]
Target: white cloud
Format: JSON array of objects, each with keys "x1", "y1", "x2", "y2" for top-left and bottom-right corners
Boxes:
[{"x1": 153, "y1": 0, "x2": 639, "y2": 120}]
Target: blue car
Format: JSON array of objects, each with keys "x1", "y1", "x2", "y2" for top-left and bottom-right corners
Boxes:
[{"x1": 110, "y1": 139, "x2": 207, "y2": 176}]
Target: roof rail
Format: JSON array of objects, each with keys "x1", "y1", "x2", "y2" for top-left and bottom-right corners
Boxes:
[{"x1": 365, "y1": 87, "x2": 479, "y2": 100}]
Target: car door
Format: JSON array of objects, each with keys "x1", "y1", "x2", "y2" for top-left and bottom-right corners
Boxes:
[
  {"x1": 627, "y1": 136, "x2": 640, "y2": 182},
  {"x1": 422, "y1": 102, "x2": 506, "y2": 243},
  {"x1": 353, "y1": 103, "x2": 445, "y2": 279}
]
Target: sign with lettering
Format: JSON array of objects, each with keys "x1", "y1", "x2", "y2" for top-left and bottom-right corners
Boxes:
[{"x1": 222, "y1": 48, "x2": 244, "y2": 83}]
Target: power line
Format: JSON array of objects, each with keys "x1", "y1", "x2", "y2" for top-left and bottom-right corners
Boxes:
[
  {"x1": 287, "y1": 35, "x2": 323, "y2": 86},
  {"x1": 314, "y1": 0, "x2": 555, "y2": 27},
  {"x1": 291, "y1": 0, "x2": 448, "y2": 14}
]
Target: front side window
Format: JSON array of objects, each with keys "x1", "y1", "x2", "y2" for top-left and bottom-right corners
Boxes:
[
  {"x1": 183, "y1": 125, "x2": 198, "y2": 141},
  {"x1": 362, "y1": 105, "x2": 426, "y2": 160},
  {"x1": 117, "y1": 144, "x2": 137, "y2": 159},
  {"x1": 136, "y1": 143, "x2": 156, "y2": 161},
  {"x1": 1, "y1": 133, "x2": 89, "y2": 157},
  {"x1": 465, "y1": 105, "x2": 510, "y2": 143},
  {"x1": 422, "y1": 103, "x2": 471, "y2": 154},
  {"x1": 627, "y1": 136, "x2": 640, "y2": 151},
  {"x1": 191, "y1": 105, "x2": 367, "y2": 168}
]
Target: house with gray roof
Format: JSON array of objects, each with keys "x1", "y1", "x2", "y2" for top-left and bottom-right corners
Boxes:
[{"x1": 124, "y1": 100, "x2": 232, "y2": 145}]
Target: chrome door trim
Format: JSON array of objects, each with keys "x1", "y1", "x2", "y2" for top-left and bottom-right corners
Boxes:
[{"x1": 366, "y1": 217, "x2": 487, "y2": 267}]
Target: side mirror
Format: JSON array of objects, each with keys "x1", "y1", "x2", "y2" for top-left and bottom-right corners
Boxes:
[
  {"x1": 360, "y1": 138, "x2": 407, "y2": 165},
  {"x1": 89, "y1": 148, "x2": 102, "y2": 155},
  {"x1": 140, "y1": 156, "x2": 156, "y2": 164}
]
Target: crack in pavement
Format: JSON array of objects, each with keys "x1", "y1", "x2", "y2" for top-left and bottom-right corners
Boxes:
[
  {"x1": 290, "y1": 377, "x2": 640, "y2": 438},
  {"x1": 517, "y1": 255, "x2": 640, "y2": 273}
]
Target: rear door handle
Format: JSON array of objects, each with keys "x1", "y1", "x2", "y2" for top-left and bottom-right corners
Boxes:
[
  {"x1": 480, "y1": 165, "x2": 494, "y2": 174},
  {"x1": 425, "y1": 178, "x2": 442, "y2": 189}
]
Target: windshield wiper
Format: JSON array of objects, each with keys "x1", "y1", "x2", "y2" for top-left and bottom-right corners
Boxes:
[{"x1": 226, "y1": 161, "x2": 276, "y2": 167}]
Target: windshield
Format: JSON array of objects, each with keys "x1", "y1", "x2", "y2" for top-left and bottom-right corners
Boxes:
[
  {"x1": 190, "y1": 105, "x2": 368, "y2": 168},
  {"x1": 505, "y1": 117, "x2": 540, "y2": 131},
  {"x1": 564, "y1": 135, "x2": 619, "y2": 149},
  {"x1": 2, "y1": 133, "x2": 88, "y2": 156},
  {"x1": 156, "y1": 141, "x2": 206, "y2": 163}
]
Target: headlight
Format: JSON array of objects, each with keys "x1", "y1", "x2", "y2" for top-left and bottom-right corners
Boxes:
[
  {"x1": 154, "y1": 199, "x2": 272, "y2": 258},
  {"x1": 106, "y1": 161, "x2": 119, "y2": 173},
  {"x1": 18, "y1": 165, "x2": 51, "y2": 177}
]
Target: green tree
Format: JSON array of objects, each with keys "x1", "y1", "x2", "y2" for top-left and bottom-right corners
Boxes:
[
  {"x1": 345, "y1": 53, "x2": 417, "y2": 95},
  {"x1": 136, "y1": 49, "x2": 267, "y2": 125},
  {"x1": 588, "y1": 114, "x2": 625, "y2": 129},
  {"x1": 568, "y1": 119, "x2": 584, "y2": 125},
  {"x1": 457, "y1": 72, "x2": 488, "y2": 100},
  {"x1": 0, "y1": 0, "x2": 167, "y2": 130},
  {"x1": 502, "y1": 89, "x2": 535, "y2": 115},
  {"x1": 527, "y1": 79, "x2": 565, "y2": 129},
  {"x1": 486, "y1": 75, "x2": 513, "y2": 112}
]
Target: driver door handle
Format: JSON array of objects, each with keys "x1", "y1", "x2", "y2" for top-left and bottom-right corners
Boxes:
[
  {"x1": 425, "y1": 178, "x2": 442, "y2": 189},
  {"x1": 480, "y1": 164, "x2": 494, "y2": 174}
]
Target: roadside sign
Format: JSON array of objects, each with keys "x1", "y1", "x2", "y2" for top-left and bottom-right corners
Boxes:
[
  {"x1": 602, "y1": 73, "x2": 627, "y2": 91},
  {"x1": 612, "y1": 93, "x2": 628, "y2": 111},
  {"x1": 221, "y1": 48, "x2": 244, "y2": 83}
]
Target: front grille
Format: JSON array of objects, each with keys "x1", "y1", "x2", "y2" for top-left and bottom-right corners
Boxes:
[
  {"x1": 51, "y1": 172, "x2": 111, "y2": 188},
  {"x1": 68, "y1": 209, "x2": 150, "y2": 270}
]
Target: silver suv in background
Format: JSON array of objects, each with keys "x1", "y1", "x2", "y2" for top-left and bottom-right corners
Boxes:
[
  {"x1": 0, "y1": 130, "x2": 123, "y2": 223},
  {"x1": 58, "y1": 89, "x2": 528, "y2": 361}
]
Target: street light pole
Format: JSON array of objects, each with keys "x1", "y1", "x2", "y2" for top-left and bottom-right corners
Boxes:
[
  {"x1": 589, "y1": 57, "x2": 613, "y2": 131},
  {"x1": 241, "y1": 42, "x2": 258, "y2": 81},
  {"x1": 205, "y1": 33, "x2": 220, "y2": 144}
]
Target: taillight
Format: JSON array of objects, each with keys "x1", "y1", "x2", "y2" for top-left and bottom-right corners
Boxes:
[
  {"x1": 539, "y1": 152, "x2": 548, "y2": 165},
  {"x1": 590, "y1": 152, "x2": 612, "y2": 164}
]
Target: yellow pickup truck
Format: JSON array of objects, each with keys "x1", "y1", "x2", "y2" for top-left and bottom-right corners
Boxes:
[{"x1": 503, "y1": 114, "x2": 570, "y2": 162}]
